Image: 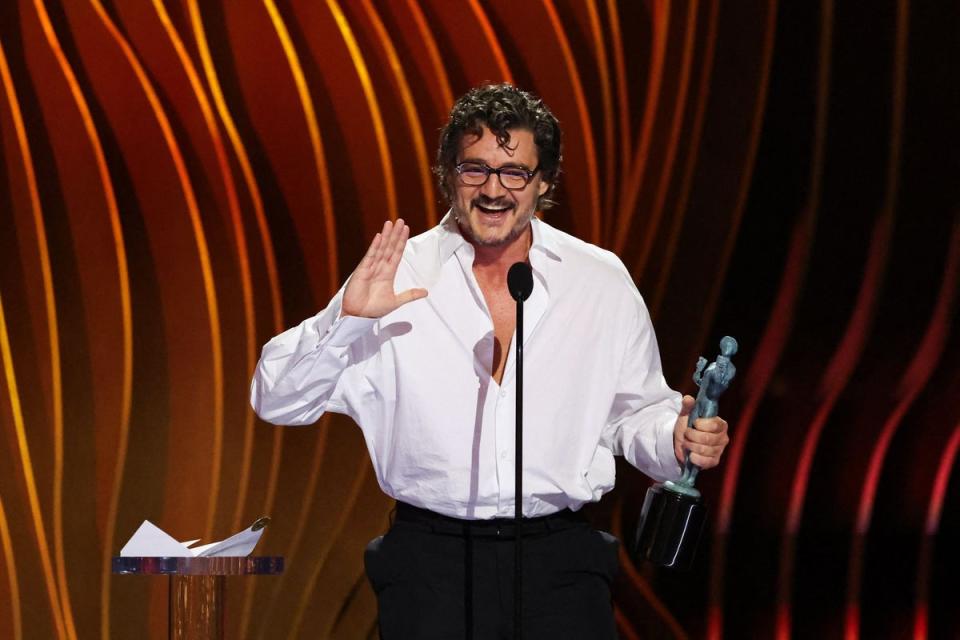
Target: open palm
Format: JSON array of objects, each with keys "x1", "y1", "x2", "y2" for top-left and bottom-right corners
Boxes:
[{"x1": 342, "y1": 219, "x2": 428, "y2": 318}]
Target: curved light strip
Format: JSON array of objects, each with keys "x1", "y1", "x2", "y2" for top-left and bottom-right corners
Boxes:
[
  {"x1": 362, "y1": 0, "x2": 438, "y2": 227},
  {"x1": 251, "y1": 5, "x2": 342, "y2": 637},
  {"x1": 252, "y1": 418, "x2": 331, "y2": 640},
  {"x1": 0, "y1": 39, "x2": 71, "y2": 640},
  {"x1": 27, "y1": 3, "x2": 135, "y2": 637},
  {"x1": 634, "y1": 3, "x2": 698, "y2": 277},
  {"x1": 650, "y1": 0, "x2": 719, "y2": 317},
  {"x1": 613, "y1": 606, "x2": 643, "y2": 640},
  {"x1": 915, "y1": 421, "x2": 960, "y2": 638},
  {"x1": 187, "y1": 5, "x2": 289, "y2": 635},
  {"x1": 0, "y1": 289, "x2": 65, "y2": 639},
  {"x1": 709, "y1": 2, "x2": 829, "y2": 637},
  {"x1": 288, "y1": 465, "x2": 371, "y2": 638},
  {"x1": 149, "y1": 0, "x2": 259, "y2": 537},
  {"x1": 924, "y1": 389, "x2": 960, "y2": 533},
  {"x1": 240, "y1": 387, "x2": 287, "y2": 633},
  {"x1": 844, "y1": 0, "x2": 908, "y2": 636},
  {"x1": 7, "y1": 9, "x2": 77, "y2": 636},
  {"x1": 924, "y1": 424, "x2": 960, "y2": 536},
  {"x1": 325, "y1": 572, "x2": 374, "y2": 636},
  {"x1": 238, "y1": 420, "x2": 285, "y2": 639},
  {"x1": 405, "y1": 0, "x2": 454, "y2": 110},
  {"x1": 309, "y1": 12, "x2": 402, "y2": 628},
  {"x1": 847, "y1": 15, "x2": 938, "y2": 626},
  {"x1": 853, "y1": 245, "x2": 954, "y2": 535},
  {"x1": 774, "y1": 3, "x2": 903, "y2": 637},
  {"x1": 850, "y1": 0, "x2": 913, "y2": 541},
  {"x1": 327, "y1": 0, "x2": 399, "y2": 224},
  {"x1": 187, "y1": 0, "x2": 284, "y2": 334},
  {"x1": 584, "y1": 1, "x2": 616, "y2": 227},
  {"x1": 614, "y1": 1, "x2": 669, "y2": 254},
  {"x1": 708, "y1": 222, "x2": 819, "y2": 640},
  {"x1": 88, "y1": 0, "x2": 225, "y2": 542},
  {"x1": 782, "y1": 240, "x2": 895, "y2": 548},
  {"x1": 724, "y1": 0, "x2": 830, "y2": 534},
  {"x1": 775, "y1": 155, "x2": 893, "y2": 640},
  {"x1": 264, "y1": 0, "x2": 339, "y2": 293},
  {"x1": 0, "y1": 493, "x2": 20, "y2": 640},
  {"x1": 542, "y1": 0, "x2": 601, "y2": 242},
  {"x1": 609, "y1": 496, "x2": 687, "y2": 637},
  {"x1": 606, "y1": 0, "x2": 630, "y2": 232},
  {"x1": 679, "y1": 0, "x2": 778, "y2": 376},
  {"x1": 468, "y1": 0, "x2": 513, "y2": 82}
]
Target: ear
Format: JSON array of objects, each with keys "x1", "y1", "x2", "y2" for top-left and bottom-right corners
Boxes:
[{"x1": 537, "y1": 179, "x2": 549, "y2": 197}]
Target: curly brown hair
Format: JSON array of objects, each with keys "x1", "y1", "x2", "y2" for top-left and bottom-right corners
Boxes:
[{"x1": 435, "y1": 83, "x2": 562, "y2": 210}]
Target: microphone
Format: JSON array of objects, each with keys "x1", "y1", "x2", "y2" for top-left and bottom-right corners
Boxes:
[{"x1": 507, "y1": 262, "x2": 533, "y2": 301}]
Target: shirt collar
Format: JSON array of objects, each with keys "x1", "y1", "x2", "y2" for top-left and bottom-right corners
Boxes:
[
  {"x1": 530, "y1": 215, "x2": 562, "y2": 262},
  {"x1": 438, "y1": 210, "x2": 468, "y2": 265}
]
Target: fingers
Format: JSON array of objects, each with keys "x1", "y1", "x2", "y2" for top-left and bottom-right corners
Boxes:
[
  {"x1": 683, "y1": 437, "x2": 727, "y2": 468},
  {"x1": 373, "y1": 220, "x2": 394, "y2": 272},
  {"x1": 688, "y1": 451, "x2": 721, "y2": 469},
  {"x1": 362, "y1": 219, "x2": 408, "y2": 277},
  {"x1": 363, "y1": 220, "x2": 392, "y2": 275},
  {"x1": 396, "y1": 287, "x2": 429, "y2": 306},
  {"x1": 679, "y1": 395, "x2": 695, "y2": 417},
  {"x1": 345, "y1": 219, "x2": 418, "y2": 317},
  {"x1": 682, "y1": 435, "x2": 728, "y2": 456},
  {"x1": 676, "y1": 413, "x2": 729, "y2": 467},
  {"x1": 373, "y1": 219, "x2": 408, "y2": 272},
  {"x1": 686, "y1": 418, "x2": 728, "y2": 443},
  {"x1": 358, "y1": 232, "x2": 383, "y2": 271},
  {"x1": 691, "y1": 416, "x2": 727, "y2": 433},
  {"x1": 388, "y1": 221, "x2": 409, "y2": 267},
  {"x1": 682, "y1": 417, "x2": 729, "y2": 467}
]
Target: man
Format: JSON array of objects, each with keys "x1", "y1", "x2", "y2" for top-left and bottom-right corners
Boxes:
[{"x1": 251, "y1": 84, "x2": 729, "y2": 638}]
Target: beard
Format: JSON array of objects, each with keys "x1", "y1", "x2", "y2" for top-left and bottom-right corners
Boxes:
[{"x1": 454, "y1": 195, "x2": 535, "y2": 247}]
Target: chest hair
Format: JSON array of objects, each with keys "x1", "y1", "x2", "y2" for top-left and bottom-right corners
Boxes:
[{"x1": 474, "y1": 273, "x2": 517, "y2": 384}]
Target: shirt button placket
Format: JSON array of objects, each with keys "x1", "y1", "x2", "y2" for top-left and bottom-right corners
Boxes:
[{"x1": 495, "y1": 388, "x2": 514, "y2": 515}]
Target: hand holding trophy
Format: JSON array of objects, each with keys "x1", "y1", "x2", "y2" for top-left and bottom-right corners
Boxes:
[{"x1": 632, "y1": 336, "x2": 738, "y2": 570}]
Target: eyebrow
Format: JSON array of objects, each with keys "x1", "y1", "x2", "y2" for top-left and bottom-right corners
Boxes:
[{"x1": 458, "y1": 158, "x2": 532, "y2": 170}]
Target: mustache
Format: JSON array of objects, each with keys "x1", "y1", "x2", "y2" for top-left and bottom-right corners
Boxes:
[{"x1": 472, "y1": 195, "x2": 515, "y2": 209}]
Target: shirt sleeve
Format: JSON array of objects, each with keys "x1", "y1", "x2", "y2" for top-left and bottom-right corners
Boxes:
[
  {"x1": 250, "y1": 286, "x2": 377, "y2": 426},
  {"x1": 600, "y1": 292, "x2": 683, "y2": 483}
]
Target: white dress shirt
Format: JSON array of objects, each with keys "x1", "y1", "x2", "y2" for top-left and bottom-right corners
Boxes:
[{"x1": 251, "y1": 213, "x2": 682, "y2": 519}]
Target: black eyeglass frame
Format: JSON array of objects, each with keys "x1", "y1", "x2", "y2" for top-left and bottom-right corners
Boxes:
[{"x1": 454, "y1": 162, "x2": 541, "y2": 190}]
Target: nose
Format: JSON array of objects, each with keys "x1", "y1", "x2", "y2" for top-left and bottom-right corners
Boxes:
[{"x1": 480, "y1": 171, "x2": 507, "y2": 198}]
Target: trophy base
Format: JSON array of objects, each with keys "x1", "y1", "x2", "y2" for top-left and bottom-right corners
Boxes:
[{"x1": 632, "y1": 482, "x2": 706, "y2": 571}]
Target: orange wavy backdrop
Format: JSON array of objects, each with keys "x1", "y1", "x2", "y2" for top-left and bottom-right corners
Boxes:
[{"x1": 1, "y1": 1, "x2": 958, "y2": 638}]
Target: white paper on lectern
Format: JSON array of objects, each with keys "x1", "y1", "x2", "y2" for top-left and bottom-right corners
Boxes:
[
  {"x1": 119, "y1": 520, "x2": 192, "y2": 557},
  {"x1": 119, "y1": 520, "x2": 265, "y2": 557}
]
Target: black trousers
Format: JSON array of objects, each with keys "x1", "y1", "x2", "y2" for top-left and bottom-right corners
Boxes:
[{"x1": 364, "y1": 503, "x2": 621, "y2": 639}]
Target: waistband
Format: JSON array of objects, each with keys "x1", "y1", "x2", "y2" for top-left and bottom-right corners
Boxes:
[{"x1": 394, "y1": 502, "x2": 586, "y2": 538}]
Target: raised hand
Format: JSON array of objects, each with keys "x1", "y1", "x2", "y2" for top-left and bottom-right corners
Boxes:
[{"x1": 341, "y1": 219, "x2": 428, "y2": 318}]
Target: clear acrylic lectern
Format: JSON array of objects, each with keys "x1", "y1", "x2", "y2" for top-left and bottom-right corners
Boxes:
[{"x1": 112, "y1": 556, "x2": 283, "y2": 639}]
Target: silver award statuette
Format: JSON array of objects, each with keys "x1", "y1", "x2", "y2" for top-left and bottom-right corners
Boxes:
[{"x1": 632, "y1": 336, "x2": 738, "y2": 570}]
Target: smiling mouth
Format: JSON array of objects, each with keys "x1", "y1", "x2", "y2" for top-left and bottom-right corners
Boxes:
[{"x1": 474, "y1": 202, "x2": 514, "y2": 215}]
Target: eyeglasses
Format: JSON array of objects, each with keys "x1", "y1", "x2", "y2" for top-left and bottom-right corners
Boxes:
[{"x1": 455, "y1": 162, "x2": 540, "y2": 190}]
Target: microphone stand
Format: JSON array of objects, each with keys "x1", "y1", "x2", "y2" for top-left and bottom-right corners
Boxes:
[
  {"x1": 507, "y1": 262, "x2": 533, "y2": 640},
  {"x1": 514, "y1": 280, "x2": 524, "y2": 640}
]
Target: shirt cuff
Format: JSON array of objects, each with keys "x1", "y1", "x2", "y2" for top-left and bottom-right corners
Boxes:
[
  {"x1": 656, "y1": 411, "x2": 683, "y2": 481},
  {"x1": 322, "y1": 314, "x2": 377, "y2": 348}
]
